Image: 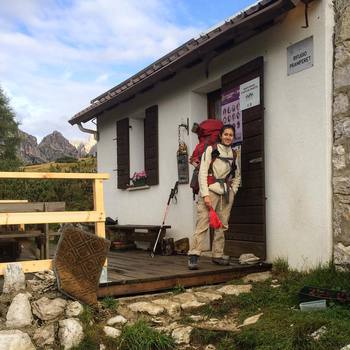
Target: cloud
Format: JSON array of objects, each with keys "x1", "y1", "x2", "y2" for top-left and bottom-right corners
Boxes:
[{"x1": 0, "y1": 0, "x2": 204, "y2": 141}]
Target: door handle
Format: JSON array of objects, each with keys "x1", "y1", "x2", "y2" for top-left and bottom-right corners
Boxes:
[{"x1": 249, "y1": 157, "x2": 263, "y2": 164}]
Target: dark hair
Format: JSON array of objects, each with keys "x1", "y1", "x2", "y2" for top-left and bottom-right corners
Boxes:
[{"x1": 218, "y1": 124, "x2": 235, "y2": 141}]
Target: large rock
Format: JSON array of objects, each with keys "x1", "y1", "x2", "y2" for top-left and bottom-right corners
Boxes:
[
  {"x1": 334, "y1": 93, "x2": 350, "y2": 117},
  {"x1": 152, "y1": 299, "x2": 181, "y2": 317},
  {"x1": 58, "y1": 318, "x2": 84, "y2": 350},
  {"x1": 103, "y1": 326, "x2": 121, "y2": 338},
  {"x1": 217, "y1": 284, "x2": 252, "y2": 296},
  {"x1": 334, "y1": 118, "x2": 350, "y2": 140},
  {"x1": 127, "y1": 301, "x2": 164, "y2": 316},
  {"x1": 106, "y1": 315, "x2": 127, "y2": 326},
  {"x1": 33, "y1": 324, "x2": 55, "y2": 347},
  {"x1": 3, "y1": 263, "x2": 26, "y2": 294},
  {"x1": 334, "y1": 242, "x2": 350, "y2": 267},
  {"x1": 66, "y1": 301, "x2": 83, "y2": 317},
  {"x1": 172, "y1": 293, "x2": 205, "y2": 310},
  {"x1": 32, "y1": 297, "x2": 67, "y2": 321},
  {"x1": 6, "y1": 293, "x2": 33, "y2": 328},
  {"x1": 240, "y1": 313, "x2": 263, "y2": 327},
  {"x1": 0, "y1": 330, "x2": 35, "y2": 350},
  {"x1": 171, "y1": 326, "x2": 193, "y2": 344},
  {"x1": 196, "y1": 317, "x2": 239, "y2": 332},
  {"x1": 334, "y1": 66, "x2": 350, "y2": 91},
  {"x1": 336, "y1": 6, "x2": 350, "y2": 43},
  {"x1": 194, "y1": 291, "x2": 222, "y2": 302},
  {"x1": 333, "y1": 146, "x2": 346, "y2": 171},
  {"x1": 242, "y1": 271, "x2": 272, "y2": 283}
]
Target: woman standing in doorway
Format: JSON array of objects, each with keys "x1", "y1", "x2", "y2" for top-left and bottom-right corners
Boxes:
[{"x1": 188, "y1": 125, "x2": 241, "y2": 270}]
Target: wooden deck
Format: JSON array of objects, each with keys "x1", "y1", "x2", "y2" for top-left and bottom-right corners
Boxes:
[{"x1": 98, "y1": 250, "x2": 271, "y2": 298}]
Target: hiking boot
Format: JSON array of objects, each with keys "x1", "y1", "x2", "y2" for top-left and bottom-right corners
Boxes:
[
  {"x1": 212, "y1": 257, "x2": 230, "y2": 266},
  {"x1": 188, "y1": 255, "x2": 199, "y2": 270}
]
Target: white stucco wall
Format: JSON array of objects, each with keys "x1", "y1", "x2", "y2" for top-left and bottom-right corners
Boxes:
[{"x1": 96, "y1": 0, "x2": 334, "y2": 269}]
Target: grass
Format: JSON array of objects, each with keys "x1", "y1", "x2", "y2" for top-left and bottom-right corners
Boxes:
[
  {"x1": 117, "y1": 320, "x2": 175, "y2": 350},
  {"x1": 189, "y1": 262, "x2": 350, "y2": 350},
  {"x1": 171, "y1": 283, "x2": 186, "y2": 295},
  {"x1": 101, "y1": 296, "x2": 119, "y2": 310},
  {"x1": 71, "y1": 263, "x2": 350, "y2": 350}
]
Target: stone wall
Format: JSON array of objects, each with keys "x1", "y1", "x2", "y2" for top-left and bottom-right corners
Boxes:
[{"x1": 333, "y1": 0, "x2": 350, "y2": 268}]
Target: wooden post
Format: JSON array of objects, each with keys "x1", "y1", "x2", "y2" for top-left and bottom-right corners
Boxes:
[
  {"x1": 93, "y1": 178, "x2": 107, "y2": 270},
  {"x1": 93, "y1": 179, "x2": 106, "y2": 239},
  {"x1": 44, "y1": 202, "x2": 49, "y2": 259}
]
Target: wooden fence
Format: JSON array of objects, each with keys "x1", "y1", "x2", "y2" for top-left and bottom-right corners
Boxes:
[{"x1": 0, "y1": 172, "x2": 109, "y2": 275}]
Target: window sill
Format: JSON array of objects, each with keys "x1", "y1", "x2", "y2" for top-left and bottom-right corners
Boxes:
[{"x1": 126, "y1": 185, "x2": 150, "y2": 191}]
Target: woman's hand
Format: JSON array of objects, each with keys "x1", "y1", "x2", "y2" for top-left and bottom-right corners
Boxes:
[{"x1": 203, "y1": 196, "x2": 211, "y2": 209}]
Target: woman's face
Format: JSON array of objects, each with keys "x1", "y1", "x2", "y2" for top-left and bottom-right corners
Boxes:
[{"x1": 220, "y1": 127, "x2": 234, "y2": 146}]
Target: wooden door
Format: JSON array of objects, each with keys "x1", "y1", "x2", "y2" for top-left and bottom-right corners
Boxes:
[{"x1": 222, "y1": 57, "x2": 266, "y2": 260}]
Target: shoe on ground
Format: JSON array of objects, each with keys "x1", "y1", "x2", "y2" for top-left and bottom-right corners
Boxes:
[
  {"x1": 188, "y1": 255, "x2": 199, "y2": 270},
  {"x1": 212, "y1": 257, "x2": 230, "y2": 266}
]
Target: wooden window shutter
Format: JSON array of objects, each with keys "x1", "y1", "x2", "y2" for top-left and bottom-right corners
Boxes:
[
  {"x1": 144, "y1": 105, "x2": 159, "y2": 185},
  {"x1": 116, "y1": 118, "x2": 130, "y2": 189}
]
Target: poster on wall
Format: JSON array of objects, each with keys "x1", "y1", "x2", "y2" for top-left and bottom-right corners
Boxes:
[
  {"x1": 221, "y1": 87, "x2": 243, "y2": 144},
  {"x1": 240, "y1": 77, "x2": 260, "y2": 110}
]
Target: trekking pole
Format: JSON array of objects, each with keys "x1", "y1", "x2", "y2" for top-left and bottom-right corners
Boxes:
[{"x1": 150, "y1": 181, "x2": 179, "y2": 258}]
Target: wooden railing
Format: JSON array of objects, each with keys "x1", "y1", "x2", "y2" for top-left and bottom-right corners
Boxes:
[{"x1": 0, "y1": 172, "x2": 110, "y2": 275}]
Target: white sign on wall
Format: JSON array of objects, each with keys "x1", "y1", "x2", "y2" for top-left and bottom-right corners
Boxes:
[
  {"x1": 287, "y1": 36, "x2": 313, "y2": 75},
  {"x1": 240, "y1": 77, "x2": 260, "y2": 111}
]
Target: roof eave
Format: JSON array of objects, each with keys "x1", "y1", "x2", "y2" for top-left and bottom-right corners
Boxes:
[{"x1": 69, "y1": 0, "x2": 299, "y2": 126}]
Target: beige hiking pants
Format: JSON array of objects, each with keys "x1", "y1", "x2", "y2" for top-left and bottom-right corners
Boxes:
[{"x1": 188, "y1": 190, "x2": 234, "y2": 258}]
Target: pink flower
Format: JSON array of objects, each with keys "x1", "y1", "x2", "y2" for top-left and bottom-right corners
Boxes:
[{"x1": 131, "y1": 171, "x2": 147, "y2": 181}]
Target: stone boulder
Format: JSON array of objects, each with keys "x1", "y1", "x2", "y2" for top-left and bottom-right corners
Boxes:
[
  {"x1": 58, "y1": 318, "x2": 84, "y2": 350},
  {"x1": 106, "y1": 315, "x2": 127, "y2": 326},
  {"x1": 6, "y1": 293, "x2": 33, "y2": 328},
  {"x1": 128, "y1": 301, "x2": 164, "y2": 316},
  {"x1": 217, "y1": 284, "x2": 252, "y2": 296},
  {"x1": 33, "y1": 324, "x2": 55, "y2": 347},
  {"x1": 103, "y1": 326, "x2": 121, "y2": 338},
  {"x1": 0, "y1": 330, "x2": 35, "y2": 350},
  {"x1": 242, "y1": 271, "x2": 272, "y2": 283},
  {"x1": 171, "y1": 326, "x2": 193, "y2": 344},
  {"x1": 3, "y1": 263, "x2": 26, "y2": 294},
  {"x1": 32, "y1": 297, "x2": 67, "y2": 321},
  {"x1": 66, "y1": 301, "x2": 83, "y2": 317}
]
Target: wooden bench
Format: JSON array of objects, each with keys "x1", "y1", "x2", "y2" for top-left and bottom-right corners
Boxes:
[
  {"x1": 105, "y1": 224, "x2": 171, "y2": 250},
  {"x1": 0, "y1": 202, "x2": 66, "y2": 259}
]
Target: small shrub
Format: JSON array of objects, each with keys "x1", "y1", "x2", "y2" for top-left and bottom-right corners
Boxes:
[
  {"x1": 79, "y1": 305, "x2": 94, "y2": 326},
  {"x1": 191, "y1": 328, "x2": 225, "y2": 345},
  {"x1": 272, "y1": 257, "x2": 289, "y2": 274},
  {"x1": 71, "y1": 334, "x2": 98, "y2": 350},
  {"x1": 171, "y1": 284, "x2": 186, "y2": 295},
  {"x1": 101, "y1": 296, "x2": 118, "y2": 310},
  {"x1": 117, "y1": 319, "x2": 175, "y2": 350}
]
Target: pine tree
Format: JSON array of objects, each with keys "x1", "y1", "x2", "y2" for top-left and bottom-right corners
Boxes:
[{"x1": 0, "y1": 86, "x2": 21, "y2": 170}]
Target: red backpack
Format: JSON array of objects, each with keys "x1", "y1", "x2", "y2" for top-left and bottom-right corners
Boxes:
[
  {"x1": 190, "y1": 119, "x2": 223, "y2": 168},
  {"x1": 189, "y1": 120, "x2": 224, "y2": 198}
]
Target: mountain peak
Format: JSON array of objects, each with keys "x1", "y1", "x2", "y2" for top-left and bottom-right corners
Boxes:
[{"x1": 19, "y1": 130, "x2": 95, "y2": 164}]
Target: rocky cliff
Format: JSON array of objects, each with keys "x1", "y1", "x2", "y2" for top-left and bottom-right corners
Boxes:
[
  {"x1": 19, "y1": 130, "x2": 95, "y2": 164},
  {"x1": 18, "y1": 130, "x2": 46, "y2": 164},
  {"x1": 38, "y1": 131, "x2": 78, "y2": 161}
]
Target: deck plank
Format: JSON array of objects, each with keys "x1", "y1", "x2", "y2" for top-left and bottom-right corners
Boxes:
[{"x1": 99, "y1": 250, "x2": 271, "y2": 297}]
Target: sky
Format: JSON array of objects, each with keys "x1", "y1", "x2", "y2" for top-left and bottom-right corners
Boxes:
[{"x1": 0, "y1": 0, "x2": 258, "y2": 143}]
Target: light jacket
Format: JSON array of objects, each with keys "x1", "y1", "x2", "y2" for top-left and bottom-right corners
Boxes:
[{"x1": 199, "y1": 143, "x2": 241, "y2": 197}]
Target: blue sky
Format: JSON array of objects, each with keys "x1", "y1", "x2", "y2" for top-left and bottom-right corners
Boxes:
[{"x1": 0, "y1": 0, "x2": 257, "y2": 142}]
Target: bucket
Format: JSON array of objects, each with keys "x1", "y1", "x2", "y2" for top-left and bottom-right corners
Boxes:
[{"x1": 299, "y1": 299, "x2": 327, "y2": 312}]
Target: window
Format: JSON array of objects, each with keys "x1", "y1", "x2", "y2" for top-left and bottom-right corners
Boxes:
[{"x1": 116, "y1": 105, "x2": 159, "y2": 189}]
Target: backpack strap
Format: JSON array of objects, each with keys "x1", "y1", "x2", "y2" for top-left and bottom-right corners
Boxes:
[{"x1": 208, "y1": 144, "x2": 219, "y2": 175}]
